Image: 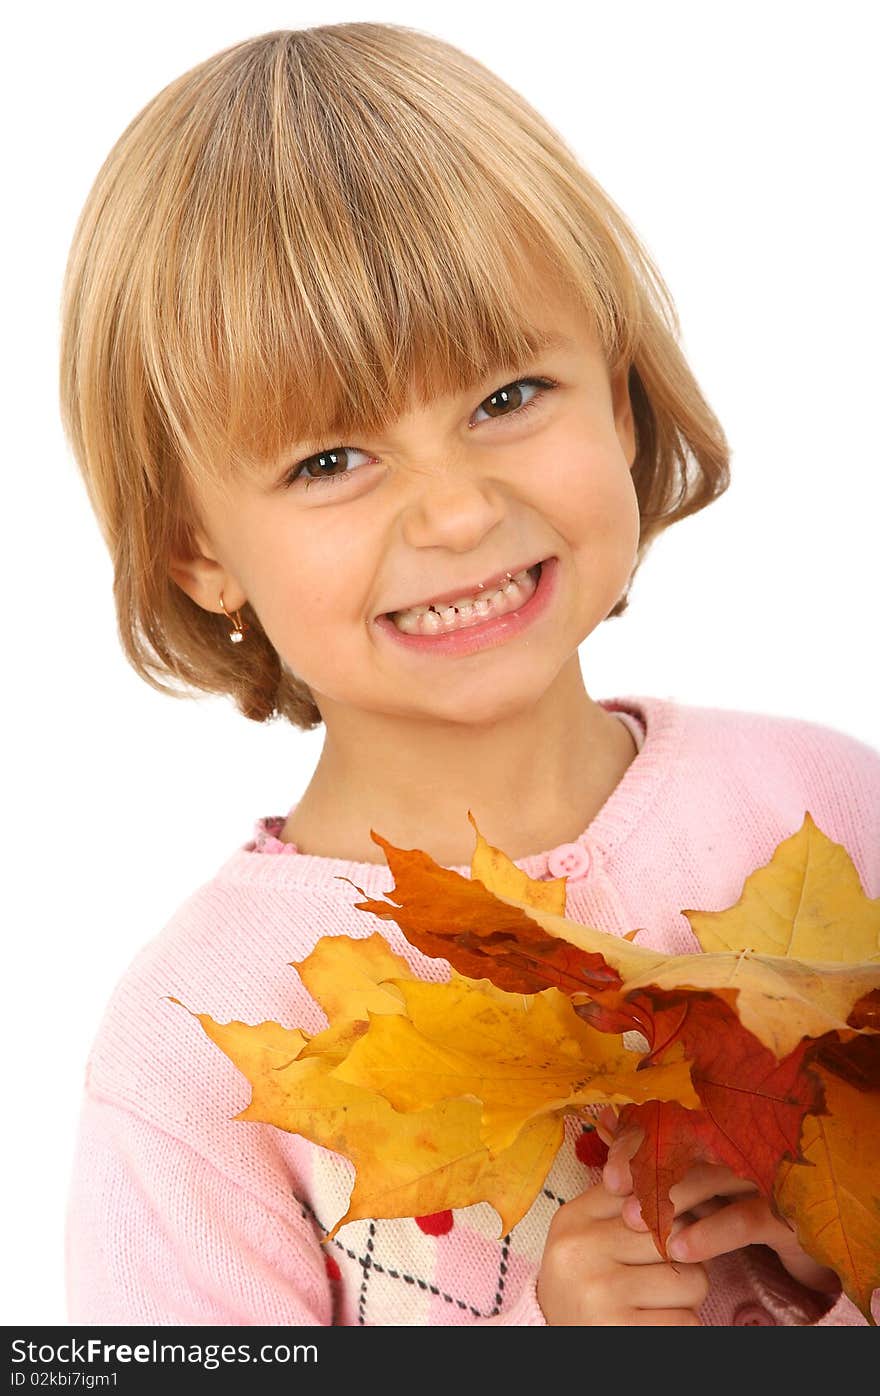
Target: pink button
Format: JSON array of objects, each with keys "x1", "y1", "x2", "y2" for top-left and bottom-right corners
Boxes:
[
  {"x1": 546, "y1": 841, "x2": 592, "y2": 881},
  {"x1": 732, "y1": 1302, "x2": 776, "y2": 1326}
]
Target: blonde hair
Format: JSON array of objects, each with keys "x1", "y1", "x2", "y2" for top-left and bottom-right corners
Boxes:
[{"x1": 59, "y1": 22, "x2": 730, "y2": 729}]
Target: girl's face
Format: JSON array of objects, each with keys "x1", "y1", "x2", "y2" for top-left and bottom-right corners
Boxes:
[{"x1": 174, "y1": 274, "x2": 640, "y2": 729}]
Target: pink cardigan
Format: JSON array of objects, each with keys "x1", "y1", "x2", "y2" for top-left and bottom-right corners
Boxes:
[{"x1": 65, "y1": 693, "x2": 880, "y2": 1325}]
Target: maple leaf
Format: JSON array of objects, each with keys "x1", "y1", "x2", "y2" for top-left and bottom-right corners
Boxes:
[
  {"x1": 170, "y1": 931, "x2": 580, "y2": 1237},
  {"x1": 165, "y1": 1004, "x2": 310, "y2": 1076},
  {"x1": 169, "y1": 996, "x2": 565, "y2": 1239},
  {"x1": 774, "y1": 1063, "x2": 880, "y2": 1318},
  {"x1": 291, "y1": 931, "x2": 411, "y2": 1021},
  {"x1": 816, "y1": 1031, "x2": 880, "y2": 1092},
  {"x1": 683, "y1": 812, "x2": 880, "y2": 963},
  {"x1": 170, "y1": 926, "x2": 695, "y2": 1236},
  {"x1": 343, "y1": 862, "x2": 619, "y2": 997},
  {"x1": 611, "y1": 993, "x2": 826, "y2": 1252},
  {"x1": 330, "y1": 976, "x2": 700, "y2": 1155}
]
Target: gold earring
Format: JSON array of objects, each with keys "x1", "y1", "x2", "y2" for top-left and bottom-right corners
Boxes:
[{"x1": 219, "y1": 593, "x2": 247, "y2": 643}]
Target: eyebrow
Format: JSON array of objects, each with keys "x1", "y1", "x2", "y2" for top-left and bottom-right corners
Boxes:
[{"x1": 262, "y1": 330, "x2": 574, "y2": 470}]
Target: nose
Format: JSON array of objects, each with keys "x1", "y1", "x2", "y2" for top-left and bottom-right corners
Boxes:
[{"x1": 397, "y1": 471, "x2": 509, "y2": 552}]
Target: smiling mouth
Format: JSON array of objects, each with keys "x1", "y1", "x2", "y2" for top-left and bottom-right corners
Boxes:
[
  {"x1": 382, "y1": 559, "x2": 547, "y2": 620},
  {"x1": 379, "y1": 560, "x2": 549, "y2": 638}
]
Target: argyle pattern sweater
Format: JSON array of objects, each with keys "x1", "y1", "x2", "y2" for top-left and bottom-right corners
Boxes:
[{"x1": 65, "y1": 694, "x2": 880, "y2": 1325}]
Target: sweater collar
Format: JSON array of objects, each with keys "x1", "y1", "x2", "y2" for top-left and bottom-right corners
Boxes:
[{"x1": 215, "y1": 694, "x2": 683, "y2": 891}]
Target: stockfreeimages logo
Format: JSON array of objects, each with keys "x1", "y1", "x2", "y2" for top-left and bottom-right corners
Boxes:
[{"x1": 10, "y1": 1337, "x2": 318, "y2": 1373}]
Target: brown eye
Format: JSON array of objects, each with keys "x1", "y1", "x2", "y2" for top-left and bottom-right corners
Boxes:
[
  {"x1": 480, "y1": 381, "x2": 528, "y2": 417},
  {"x1": 302, "y1": 448, "x2": 352, "y2": 481},
  {"x1": 472, "y1": 376, "x2": 555, "y2": 424},
  {"x1": 283, "y1": 446, "x2": 372, "y2": 490}
]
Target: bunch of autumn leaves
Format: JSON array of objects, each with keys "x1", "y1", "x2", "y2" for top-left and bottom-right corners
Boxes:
[{"x1": 172, "y1": 811, "x2": 880, "y2": 1321}]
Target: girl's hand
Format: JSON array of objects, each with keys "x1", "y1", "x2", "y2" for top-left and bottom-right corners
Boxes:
[
  {"x1": 536, "y1": 1178, "x2": 709, "y2": 1325},
  {"x1": 599, "y1": 1111, "x2": 841, "y2": 1297}
]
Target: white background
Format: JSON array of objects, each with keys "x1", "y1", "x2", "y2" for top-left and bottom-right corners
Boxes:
[{"x1": 2, "y1": 0, "x2": 877, "y2": 1324}]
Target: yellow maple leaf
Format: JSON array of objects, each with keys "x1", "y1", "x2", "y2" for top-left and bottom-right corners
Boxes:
[
  {"x1": 683, "y1": 813, "x2": 880, "y2": 963},
  {"x1": 332, "y1": 976, "x2": 699, "y2": 1155},
  {"x1": 469, "y1": 813, "x2": 568, "y2": 918},
  {"x1": 165, "y1": 1004, "x2": 309, "y2": 1076},
  {"x1": 170, "y1": 999, "x2": 562, "y2": 1238},
  {"x1": 291, "y1": 931, "x2": 412, "y2": 1021},
  {"x1": 775, "y1": 1063, "x2": 880, "y2": 1319}
]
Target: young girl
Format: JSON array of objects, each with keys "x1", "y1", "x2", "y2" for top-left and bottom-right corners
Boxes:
[{"x1": 60, "y1": 23, "x2": 878, "y2": 1327}]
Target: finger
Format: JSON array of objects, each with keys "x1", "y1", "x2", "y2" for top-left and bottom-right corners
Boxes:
[
  {"x1": 688, "y1": 1199, "x2": 727, "y2": 1221},
  {"x1": 666, "y1": 1166, "x2": 757, "y2": 1218},
  {"x1": 666, "y1": 1195, "x2": 792, "y2": 1263},
  {"x1": 620, "y1": 1258, "x2": 709, "y2": 1312},
  {"x1": 601, "y1": 1212, "x2": 693, "y2": 1265},
  {"x1": 562, "y1": 1179, "x2": 627, "y2": 1225},
  {"x1": 603, "y1": 1137, "x2": 750, "y2": 1203},
  {"x1": 594, "y1": 1105, "x2": 620, "y2": 1145},
  {"x1": 621, "y1": 1163, "x2": 759, "y2": 1229},
  {"x1": 603, "y1": 1125, "x2": 644, "y2": 1194},
  {"x1": 573, "y1": 1191, "x2": 711, "y2": 1262},
  {"x1": 622, "y1": 1191, "x2": 729, "y2": 1233},
  {"x1": 662, "y1": 1194, "x2": 837, "y2": 1291}
]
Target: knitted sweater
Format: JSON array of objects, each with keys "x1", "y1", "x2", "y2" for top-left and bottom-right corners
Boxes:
[{"x1": 65, "y1": 693, "x2": 880, "y2": 1326}]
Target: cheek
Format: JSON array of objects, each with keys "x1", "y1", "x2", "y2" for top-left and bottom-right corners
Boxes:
[
  {"x1": 548, "y1": 438, "x2": 639, "y2": 540},
  {"x1": 547, "y1": 440, "x2": 640, "y2": 616},
  {"x1": 242, "y1": 526, "x2": 374, "y2": 666}
]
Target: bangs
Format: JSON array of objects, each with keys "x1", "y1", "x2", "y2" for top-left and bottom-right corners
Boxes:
[
  {"x1": 227, "y1": 264, "x2": 581, "y2": 482},
  {"x1": 127, "y1": 31, "x2": 619, "y2": 500}
]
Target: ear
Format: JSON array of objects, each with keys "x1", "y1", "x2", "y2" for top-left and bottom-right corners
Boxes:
[
  {"x1": 169, "y1": 527, "x2": 247, "y2": 615},
  {"x1": 610, "y1": 362, "x2": 637, "y2": 469}
]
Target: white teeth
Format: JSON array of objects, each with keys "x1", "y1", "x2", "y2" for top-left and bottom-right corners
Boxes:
[
  {"x1": 390, "y1": 565, "x2": 540, "y2": 634},
  {"x1": 397, "y1": 567, "x2": 531, "y2": 617}
]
